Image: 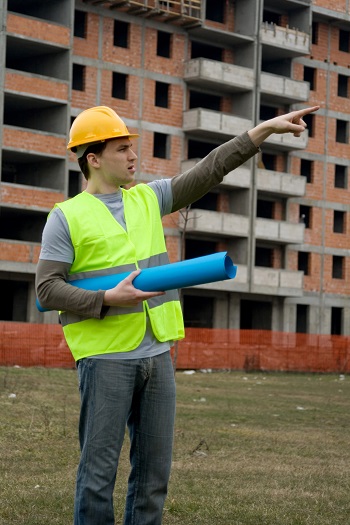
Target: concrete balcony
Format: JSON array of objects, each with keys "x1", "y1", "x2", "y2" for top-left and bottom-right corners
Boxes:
[
  {"x1": 184, "y1": 58, "x2": 254, "y2": 93},
  {"x1": 252, "y1": 267, "x2": 304, "y2": 296},
  {"x1": 257, "y1": 169, "x2": 306, "y2": 197},
  {"x1": 183, "y1": 108, "x2": 252, "y2": 140},
  {"x1": 193, "y1": 265, "x2": 304, "y2": 296},
  {"x1": 260, "y1": 71, "x2": 309, "y2": 103},
  {"x1": 187, "y1": 25, "x2": 254, "y2": 47},
  {"x1": 260, "y1": 23, "x2": 310, "y2": 59},
  {"x1": 181, "y1": 159, "x2": 251, "y2": 189},
  {"x1": 179, "y1": 209, "x2": 304, "y2": 244},
  {"x1": 255, "y1": 218, "x2": 304, "y2": 244},
  {"x1": 179, "y1": 209, "x2": 249, "y2": 237},
  {"x1": 263, "y1": 127, "x2": 309, "y2": 151}
]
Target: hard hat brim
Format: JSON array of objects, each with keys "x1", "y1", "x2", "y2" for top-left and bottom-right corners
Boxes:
[{"x1": 68, "y1": 133, "x2": 139, "y2": 152}]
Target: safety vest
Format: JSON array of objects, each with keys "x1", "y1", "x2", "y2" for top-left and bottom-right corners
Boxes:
[{"x1": 55, "y1": 185, "x2": 184, "y2": 361}]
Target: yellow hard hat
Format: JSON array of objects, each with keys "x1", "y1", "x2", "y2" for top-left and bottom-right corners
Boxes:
[{"x1": 67, "y1": 106, "x2": 139, "y2": 157}]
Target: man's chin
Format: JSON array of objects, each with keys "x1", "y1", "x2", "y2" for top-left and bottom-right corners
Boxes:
[{"x1": 121, "y1": 175, "x2": 136, "y2": 188}]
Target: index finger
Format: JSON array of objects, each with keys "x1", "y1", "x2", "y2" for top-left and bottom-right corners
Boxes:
[
  {"x1": 294, "y1": 105, "x2": 320, "y2": 119},
  {"x1": 124, "y1": 269, "x2": 141, "y2": 283}
]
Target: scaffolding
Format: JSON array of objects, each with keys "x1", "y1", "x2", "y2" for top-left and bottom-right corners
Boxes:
[{"x1": 83, "y1": 0, "x2": 202, "y2": 27}]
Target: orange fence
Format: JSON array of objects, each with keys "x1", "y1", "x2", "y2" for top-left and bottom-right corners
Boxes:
[{"x1": 0, "y1": 322, "x2": 349, "y2": 373}]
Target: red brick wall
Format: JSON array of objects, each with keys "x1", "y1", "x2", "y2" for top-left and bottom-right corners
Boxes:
[
  {"x1": 142, "y1": 78, "x2": 184, "y2": 128},
  {"x1": 102, "y1": 17, "x2": 143, "y2": 67},
  {"x1": 139, "y1": 130, "x2": 182, "y2": 178},
  {"x1": 303, "y1": 252, "x2": 322, "y2": 293},
  {"x1": 6, "y1": 13, "x2": 70, "y2": 46},
  {"x1": 72, "y1": 65, "x2": 99, "y2": 108},
  {"x1": 313, "y1": 0, "x2": 346, "y2": 11},
  {"x1": 5, "y1": 72, "x2": 69, "y2": 100},
  {"x1": 300, "y1": 19, "x2": 350, "y2": 299},
  {"x1": 143, "y1": 28, "x2": 185, "y2": 76},
  {"x1": 165, "y1": 233, "x2": 180, "y2": 263},
  {"x1": 3, "y1": 128, "x2": 66, "y2": 156},
  {"x1": 73, "y1": 13, "x2": 100, "y2": 59},
  {"x1": 0, "y1": 242, "x2": 41, "y2": 264},
  {"x1": 1, "y1": 184, "x2": 64, "y2": 209},
  {"x1": 100, "y1": 70, "x2": 140, "y2": 121}
]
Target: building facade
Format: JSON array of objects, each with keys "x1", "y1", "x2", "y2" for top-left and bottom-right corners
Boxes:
[{"x1": 1, "y1": 0, "x2": 350, "y2": 335}]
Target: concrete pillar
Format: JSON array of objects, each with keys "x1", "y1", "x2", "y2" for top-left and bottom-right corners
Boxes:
[
  {"x1": 0, "y1": 0, "x2": 6, "y2": 175},
  {"x1": 310, "y1": 304, "x2": 328, "y2": 334},
  {"x1": 342, "y1": 307, "x2": 350, "y2": 336},
  {"x1": 228, "y1": 294, "x2": 240, "y2": 329},
  {"x1": 213, "y1": 294, "x2": 229, "y2": 328},
  {"x1": 271, "y1": 297, "x2": 284, "y2": 331},
  {"x1": 283, "y1": 302, "x2": 297, "y2": 332}
]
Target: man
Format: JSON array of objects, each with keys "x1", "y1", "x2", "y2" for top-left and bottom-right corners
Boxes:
[{"x1": 36, "y1": 104, "x2": 319, "y2": 525}]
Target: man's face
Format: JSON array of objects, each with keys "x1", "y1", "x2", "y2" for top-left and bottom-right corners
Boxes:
[{"x1": 91, "y1": 137, "x2": 138, "y2": 188}]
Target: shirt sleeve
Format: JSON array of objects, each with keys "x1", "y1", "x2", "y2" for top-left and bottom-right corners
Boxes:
[
  {"x1": 37, "y1": 209, "x2": 108, "y2": 317},
  {"x1": 37, "y1": 209, "x2": 107, "y2": 317},
  {"x1": 39, "y1": 208, "x2": 74, "y2": 263},
  {"x1": 148, "y1": 179, "x2": 173, "y2": 216}
]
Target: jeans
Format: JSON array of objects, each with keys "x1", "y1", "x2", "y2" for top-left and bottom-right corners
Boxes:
[{"x1": 74, "y1": 351, "x2": 176, "y2": 525}]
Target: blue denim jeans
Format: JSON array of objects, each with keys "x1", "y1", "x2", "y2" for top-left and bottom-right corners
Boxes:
[{"x1": 74, "y1": 351, "x2": 176, "y2": 525}]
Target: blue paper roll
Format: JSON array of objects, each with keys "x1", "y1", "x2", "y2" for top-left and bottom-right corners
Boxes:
[{"x1": 36, "y1": 252, "x2": 237, "y2": 312}]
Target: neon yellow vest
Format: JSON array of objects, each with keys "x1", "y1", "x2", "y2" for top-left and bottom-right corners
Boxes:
[{"x1": 56, "y1": 185, "x2": 184, "y2": 361}]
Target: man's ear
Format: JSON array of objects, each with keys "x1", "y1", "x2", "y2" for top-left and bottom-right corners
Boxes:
[{"x1": 86, "y1": 152, "x2": 100, "y2": 168}]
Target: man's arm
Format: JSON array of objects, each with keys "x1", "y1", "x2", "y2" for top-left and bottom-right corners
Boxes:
[
  {"x1": 171, "y1": 105, "x2": 319, "y2": 212},
  {"x1": 36, "y1": 260, "x2": 165, "y2": 315},
  {"x1": 171, "y1": 132, "x2": 258, "y2": 212},
  {"x1": 36, "y1": 259, "x2": 107, "y2": 317}
]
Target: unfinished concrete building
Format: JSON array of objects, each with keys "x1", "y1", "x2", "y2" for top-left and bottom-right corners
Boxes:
[{"x1": 1, "y1": 0, "x2": 350, "y2": 335}]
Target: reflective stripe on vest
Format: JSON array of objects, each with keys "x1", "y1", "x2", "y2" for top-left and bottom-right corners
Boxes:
[{"x1": 56, "y1": 185, "x2": 184, "y2": 360}]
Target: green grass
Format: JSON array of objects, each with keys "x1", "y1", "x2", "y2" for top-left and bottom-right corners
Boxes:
[{"x1": 1, "y1": 366, "x2": 349, "y2": 524}]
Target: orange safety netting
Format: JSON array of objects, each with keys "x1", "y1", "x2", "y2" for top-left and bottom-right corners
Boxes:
[{"x1": 0, "y1": 322, "x2": 349, "y2": 373}]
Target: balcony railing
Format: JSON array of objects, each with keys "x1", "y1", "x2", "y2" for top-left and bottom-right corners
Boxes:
[
  {"x1": 264, "y1": 127, "x2": 308, "y2": 151},
  {"x1": 260, "y1": 71, "x2": 309, "y2": 103},
  {"x1": 257, "y1": 169, "x2": 306, "y2": 197},
  {"x1": 184, "y1": 58, "x2": 254, "y2": 92},
  {"x1": 183, "y1": 108, "x2": 252, "y2": 139},
  {"x1": 255, "y1": 218, "x2": 304, "y2": 244},
  {"x1": 193, "y1": 266, "x2": 304, "y2": 296},
  {"x1": 178, "y1": 209, "x2": 249, "y2": 237},
  {"x1": 179, "y1": 208, "x2": 304, "y2": 245},
  {"x1": 260, "y1": 22, "x2": 310, "y2": 57},
  {"x1": 252, "y1": 267, "x2": 304, "y2": 296}
]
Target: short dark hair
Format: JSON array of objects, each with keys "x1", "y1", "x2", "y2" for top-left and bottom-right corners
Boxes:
[{"x1": 78, "y1": 141, "x2": 108, "y2": 180}]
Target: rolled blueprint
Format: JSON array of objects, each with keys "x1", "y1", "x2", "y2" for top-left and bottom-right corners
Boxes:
[{"x1": 36, "y1": 251, "x2": 237, "y2": 312}]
